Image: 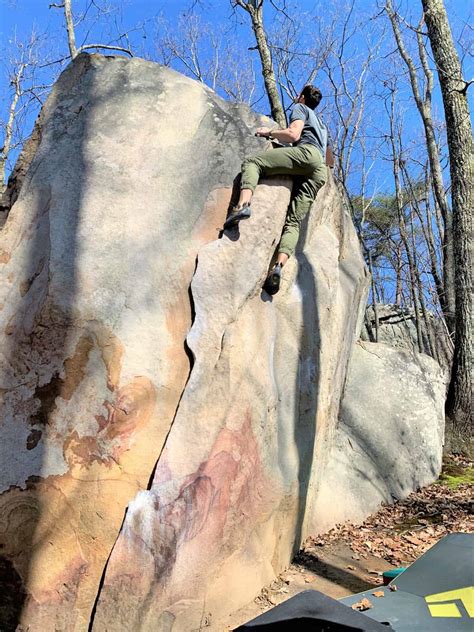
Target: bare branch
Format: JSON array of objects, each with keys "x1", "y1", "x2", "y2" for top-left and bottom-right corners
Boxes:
[{"x1": 78, "y1": 44, "x2": 133, "y2": 56}]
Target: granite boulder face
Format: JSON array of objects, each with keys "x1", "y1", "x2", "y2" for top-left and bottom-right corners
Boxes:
[
  {"x1": 0, "y1": 53, "x2": 369, "y2": 631},
  {"x1": 362, "y1": 303, "x2": 452, "y2": 373},
  {"x1": 313, "y1": 341, "x2": 446, "y2": 533}
]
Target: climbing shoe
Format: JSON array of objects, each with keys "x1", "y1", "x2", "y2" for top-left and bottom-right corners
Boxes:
[
  {"x1": 264, "y1": 263, "x2": 282, "y2": 295},
  {"x1": 223, "y1": 204, "x2": 252, "y2": 230}
]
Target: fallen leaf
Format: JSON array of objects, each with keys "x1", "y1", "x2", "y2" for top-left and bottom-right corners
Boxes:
[
  {"x1": 372, "y1": 591, "x2": 385, "y2": 598},
  {"x1": 352, "y1": 598, "x2": 373, "y2": 611}
]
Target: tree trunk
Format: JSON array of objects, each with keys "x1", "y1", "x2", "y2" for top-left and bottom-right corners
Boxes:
[
  {"x1": 0, "y1": 64, "x2": 26, "y2": 188},
  {"x1": 395, "y1": 243, "x2": 403, "y2": 305},
  {"x1": 64, "y1": 0, "x2": 78, "y2": 60},
  {"x1": 401, "y1": 160, "x2": 446, "y2": 326},
  {"x1": 251, "y1": 10, "x2": 286, "y2": 126},
  {"x1": 388, "y1": 92, "x2": 424, "y2": 353},
  {"x1": 422, "y1": 0, "x2": 473, "y2": 432},
  {"x1": 368, "y1": 252, "x2": 379, "y2": 342},
  {"x1": 386, "y1": 0, "x2": 455, "y2": 333},
  {"x1": 234, "y1": 1, "x2": 286, "y2": 127}
]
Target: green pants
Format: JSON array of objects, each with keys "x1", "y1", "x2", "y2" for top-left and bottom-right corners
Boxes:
[{"x1": 241, "y1": 143, "x2": 327, "y2": 257}]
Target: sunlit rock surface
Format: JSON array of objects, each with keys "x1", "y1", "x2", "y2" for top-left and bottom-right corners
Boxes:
[
  {"x1": 313, "y1": 341, "x2": 446, "y2": 533},
  {"x1": 0, "y1": 51, "x2": 442, "y2": 632},
  {"x1": 91, "y1": 95, "x2": 370, "y2": 632},
  {"x1": 0, "y1": 53, "x2": 289, "y2": 630}
]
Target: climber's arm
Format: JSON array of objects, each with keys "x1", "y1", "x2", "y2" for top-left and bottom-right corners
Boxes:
[{"x1": 255, "y1": 120, "x2": 304, "y2": 144}]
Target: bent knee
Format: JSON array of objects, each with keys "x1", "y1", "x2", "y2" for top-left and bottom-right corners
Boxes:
[
  {"x1": 242, "y1": 153, "x2": 265, "y2": 170},
  {"x1": 312, "y1": 166, "x2": 328, "y2": 189}
]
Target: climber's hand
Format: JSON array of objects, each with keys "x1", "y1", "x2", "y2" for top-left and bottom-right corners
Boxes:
[{"x1": 255, "y1": 127, "x2": 272, "y2": 138}]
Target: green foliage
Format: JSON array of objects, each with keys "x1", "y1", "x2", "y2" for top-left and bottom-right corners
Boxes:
[
  {"x1": 350, "y1": 179, "x2": 429, "y2": 267},
  {"x1": 350, "y1": 193, "x2": 399, "y2": 262}
]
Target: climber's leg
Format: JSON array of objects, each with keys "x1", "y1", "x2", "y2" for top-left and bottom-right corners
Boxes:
[
  {"x1": 226, "y1": 145, "x2": 319, "y2": 229},
  {"x1": 278, "y1": 154, "x2": 327, "y2": 259},
  {"x1": 240, "y1": 144, "x2": 319, "y2": 193},
  {"x1": 264, "y1": 152, "x2": 326, "y2": 295}
]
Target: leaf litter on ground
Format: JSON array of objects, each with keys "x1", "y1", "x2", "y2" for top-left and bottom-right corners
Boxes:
[
  {"x1": 245, "y1": 456, "x2": 472, "y2": 619},
  {"x1": 304, "y1": 455, "x2": 473, "y2": 567}
]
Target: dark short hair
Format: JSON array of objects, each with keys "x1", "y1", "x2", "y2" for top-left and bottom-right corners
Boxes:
[{"x1": 301, "y1": 85, "x2": 322, "y2": 109}]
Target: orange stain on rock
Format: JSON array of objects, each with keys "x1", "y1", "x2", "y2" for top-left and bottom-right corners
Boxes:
[
  {"x1": 114, "y1": 413, "x2": 274, "y2": 597},
  {"x1": 193, "y1": 187, "x2": 233, "y2": 243},
  {"x1": 59, "y1": 334, "x2": 94, "y2": 401},
  {"x1": 64, "y1": 376, "x2": 157, "y2": 468}
]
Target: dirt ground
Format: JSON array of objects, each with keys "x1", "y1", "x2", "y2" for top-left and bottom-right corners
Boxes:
[
  {"x1": 222, "y1": 542, "x2": 394, "y2": 630},
  {"x1": 220, "y1": 455, "x2": 473, "y2": 631}
]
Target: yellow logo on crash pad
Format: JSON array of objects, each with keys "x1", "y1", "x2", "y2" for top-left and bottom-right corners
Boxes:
[{"x1": 425, "y1": 587, "x2": 474, "y2": 618}]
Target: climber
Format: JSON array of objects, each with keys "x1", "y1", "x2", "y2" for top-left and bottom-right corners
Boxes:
[{"x1": 224, "y1": 84, "x2": 333, "y2": 295}]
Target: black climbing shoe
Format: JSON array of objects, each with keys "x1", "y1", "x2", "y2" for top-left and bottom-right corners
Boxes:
[
  {"x1": 264, "y1": 263, "x2": 282, "y2": 295},
  {"x1": 223, "y1": 204, "x2": 252, "y2": 230}
]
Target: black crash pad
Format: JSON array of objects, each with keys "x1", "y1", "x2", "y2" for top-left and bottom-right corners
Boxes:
[
  {"x1": 234, "y1": 589, "x2": 393, "y2": 631},
  {"x1": 341, "y1": 533, "x2": 474, "y2": 631}
]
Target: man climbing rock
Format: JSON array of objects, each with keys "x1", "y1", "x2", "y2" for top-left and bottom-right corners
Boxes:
[{"x1": 224, "y1": 85, "x2": 333, "y2": 295}]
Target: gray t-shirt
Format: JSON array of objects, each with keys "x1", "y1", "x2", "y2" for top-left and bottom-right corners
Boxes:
[{"x1": 290, "y1": 103, "x2": 327, "y2": 155}]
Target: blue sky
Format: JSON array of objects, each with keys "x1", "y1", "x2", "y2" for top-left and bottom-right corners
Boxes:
[{"x1": 1, "y1": 0, "x2": 470, "y2": 45}]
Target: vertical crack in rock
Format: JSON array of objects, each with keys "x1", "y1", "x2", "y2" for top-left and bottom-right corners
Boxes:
[
  {"x1": 146, "y1": 257, "x2": 199, "y2": 491},
  {"x1": 87, "y1": 507, "x2": 129, "y2": 632},
  {"x1": 184, "y1": 271, "x2": 197, "y2": 374},
  {"x1": 88, "y1": 261, "x2": 200, "y2": 631},
  {"x1": 87, "y1": 179, "x2": 293, "y2": 630},
  {"x1": 87, "y1": 177, "x2": 289, "y2": 626}
]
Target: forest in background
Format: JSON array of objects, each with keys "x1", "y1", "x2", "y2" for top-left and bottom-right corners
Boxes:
[{"x1": 0, "y1": 0, "x2": 472, "y2": 436}]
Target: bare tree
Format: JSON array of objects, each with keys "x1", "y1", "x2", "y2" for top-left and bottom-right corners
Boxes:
[
  {"x1": 153, "y1": 15, "x2": 259, "y2": 106},
  {"x1": 400, "y1": 159, "x2": 445, "y2": 340},
  {"x1": 322, "y1": 0, "x2": 380, "y2": 187},
  {"x1": 385, "y1": 87, "x2": 425, "y2": 352},
  {"x1": 0, "y1": 60, "x2": 26, "y2": 193},
  {"x1": 155, "y1": 15, "x2": 217, "y2": 86},
  {"x1": 231, "y1": 0, "x2": 286, "y2": 126},
  {"x1": 1, "y1": 29, "x2": 55, "y2": 193},
  {"x1": 421, "y1": 0, "x2": 473, "y2": 433},
  {"x1": 385, "y1": 0, "x2": 455, "y2": 333},
  {"x1": 267, "y1": 9, "x2": 334, "y2": 108},
  {"x1": 49, "y1": 0, "x2": 134, "y2": 59}
]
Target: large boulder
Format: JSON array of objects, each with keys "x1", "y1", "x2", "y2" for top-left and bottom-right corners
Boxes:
[
  {"x1": 313, "y1": 341, "x2": 446, "y2": 532},
  {"x1": 361, "y1": 303, "x2": 452, "y2": 373},
  {"x1": 0, "y1": 54, "x2": 368, "y2": 630}
]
